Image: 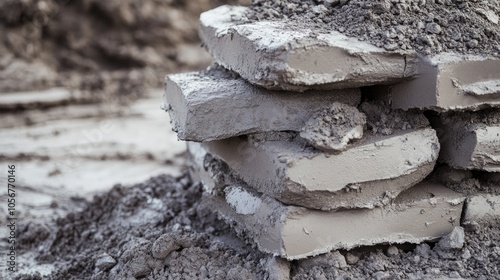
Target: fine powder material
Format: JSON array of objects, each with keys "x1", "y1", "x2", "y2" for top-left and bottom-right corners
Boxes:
[{"x1": 247, "y1": 0, "x2": 500, "y2": 56}]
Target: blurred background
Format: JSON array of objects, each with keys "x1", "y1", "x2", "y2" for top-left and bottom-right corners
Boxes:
[{"x1": 0, "y1": 0, "x2": 249, "y2": 217}]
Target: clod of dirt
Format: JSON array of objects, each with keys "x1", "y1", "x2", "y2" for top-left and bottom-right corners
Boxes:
[
  {"x1": 95, "y1": 253, "x2": 117, "y2": 271},
  {"x1": 298, "y1": 251, "x2": 348, "y2": 270},
  {"x1": 151, "y1": 233, "x2": 183, "y2": 259},
  {"x1": 360, "y1": 101, "x2": 430, "y2": 135},
  {"x1": 436, "y1": 226, "x2": 465, "y2": 250},
  {"x1": 247, "y1": 0, "x2": 500, "y2": 56},
  {"x1": 300, "y1": 102, "x2": 366, "y2": 152},
  {"x1": 386, "y1": 245, "x2": 399, "y2": 257}
]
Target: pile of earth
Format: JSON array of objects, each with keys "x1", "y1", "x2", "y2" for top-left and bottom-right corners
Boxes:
[
  {"x1": 13, "y1": 173, "x2": 500, "y2": 279},
  {"x1": 0, "y1": 0, "x2": 249, "y2": 98},
  {"x1": 247, "y1": 0, "x2": 500, "y2": 56}
]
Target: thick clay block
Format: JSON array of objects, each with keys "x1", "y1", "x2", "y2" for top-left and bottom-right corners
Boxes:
[
  {"x1": 433, "y1": 113, "x2": 500, "y2": 172},
  {"x1": 199, "y1": 6, "x2": 418, "y2": 91},
  {"x1": 196, "y1": 128, "x2": 440, "y2": 211},
  {"x1": 200, "y1": 179, "x2": 464, "y2": 260},
  {"x1": 381, "y1": 53, "x2": 500, "y2": 111},
  {"x1": 164, "y1": 70, "x2": 360, "y2": 142}
]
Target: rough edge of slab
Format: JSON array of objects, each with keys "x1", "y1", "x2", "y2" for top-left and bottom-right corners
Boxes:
[
  {"x1": 163, "y1": 69, "x2": 361, "y2": 142},
  {"x1": 375, "y1": 53, "x2": 500, "y2": 111},
  {"x1": 199, "y1": 5, "x2": 418, "y2": 91},
  {"x1": 200, "y1": 179, "x2": 465, "y2": 260},
  {"x1": 199, "y1": 128, "x2": 440, "y2": 210}
]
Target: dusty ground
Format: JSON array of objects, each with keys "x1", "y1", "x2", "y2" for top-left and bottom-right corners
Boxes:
[{"x1": 4, "y1": 172, "x2": 499, "y2": 279}]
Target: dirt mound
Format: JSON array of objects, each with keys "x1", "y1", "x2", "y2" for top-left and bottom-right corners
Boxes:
[
  {"x1": 15, "y1": 174, "x2": 269, "y2": 279},
  {"x1": 248, "y1": 0, "x2": 500, "y2": 56}
]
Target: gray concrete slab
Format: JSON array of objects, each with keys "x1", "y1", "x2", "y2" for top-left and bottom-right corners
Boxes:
[
  {"x1": 377, "y1": 53, "x2": 500, "y2": 111},
  {"x1": 199, "y1": 6, "x2": 418, "y2": 91},
  {"x1": 164, "y1": 68, "x2": 360, "y2": 141},
  {"x1": 189, "y1": 127, "x2": 439, "y2": 211},
  {"x1": 198, "y1": 173, "x2": 464, "y2": 260}
]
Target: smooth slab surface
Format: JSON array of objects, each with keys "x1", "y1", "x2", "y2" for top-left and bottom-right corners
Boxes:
[
  {"x1": 194, "y1": 128, "x2": 439, "y2": 211},
  {"x1": 380, "y1": 53, "x2": 500, "y2": 111},
  {"x1": 199, "y1": 6, "x2": 418, "y2": 91},
  {"x1": 164, "y1": 69, "x2": 360, "y2": 141}
]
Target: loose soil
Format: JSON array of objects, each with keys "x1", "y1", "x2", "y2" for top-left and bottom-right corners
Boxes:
[
  {"x1": 247, "y1": 0, "x2": 500, "y2": 56},
  {"x1": 11, "y1": 173, "x2": 500, "y2": 279}
]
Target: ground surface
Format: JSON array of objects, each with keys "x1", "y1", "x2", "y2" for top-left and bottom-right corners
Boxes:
[{"x1": 4, "y1": 173, "x2": 499, "y2": 279}]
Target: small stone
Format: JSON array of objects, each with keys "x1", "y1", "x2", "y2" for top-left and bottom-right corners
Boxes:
[
  {"x1": 449, "y1": 271, "x2": 461, "y2": 278},
  {"x1": 426, "y1": 23, "x2": 442, "y2": 34},
  {"x1": 298, "y1": 251, "x2": 347, "y2": 269},
  {"x1": 129, "y1": 255, "x2": 151, "y2": 278},
  {"x1": 95, "y1": 253, "x2": 117, "y2": 271},
  {"x1": 384, "y1": 43, "x2": 399, "y2": 51},
  {"x1": 387, "y1": 245, "x2": 399, "y2": 257},
  {"x1": 437, "y1": 226, "x2": 465, "y2": 250},
  {"x1": 461, "y1": 249, "x2": 471, "y2": 260},
  {"x1": 467, "y1": 39, "x2": 479, "y2": 49},
  {"x1": 415, "y1": 243, "x2": 431, "y2": 258},
  {"x1": 345, "y1": 252, "x2": 359, "y2": 265},
  {"x1": 300, "y1": 102, "x2": 366, "y2": 152}
]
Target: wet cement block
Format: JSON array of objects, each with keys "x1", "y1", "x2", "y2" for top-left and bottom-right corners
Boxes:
[
  {"x1": 199, "y1": 6, "x2": 418, "y2": 91},
  {"x1": 196, "y1": 165, "x2": 464, "y2": 260},
  {"x1": 378, "y1": 53, "x2": 500, "y2": 111},
  {"x1": 164, "y1": 68, "x2": 360, "y2": 142},
  {"x1": 189, "y1": 127, "x2": 440, "y2": 211}
]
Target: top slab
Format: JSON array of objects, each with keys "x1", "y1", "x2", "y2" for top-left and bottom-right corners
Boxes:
[{"x1": 199, "y1": 6, "x2": 419, "y2": 91}]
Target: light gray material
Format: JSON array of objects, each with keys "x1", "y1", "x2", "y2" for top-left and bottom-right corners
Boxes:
[
  {"x1": 380, "y1": 53, "x2": 500, "y2": 111},
  {"x1": 190, "y1": 128, "x2": 440, "y2": 211},
  {"x1": 433, "y1": 114, "x2": 500, "y2": 172},
  {"x1": 463, "y1": 195, "x2": 500, "y2": 223},
  {"x1": 199, "y1": 172, "x2": 465, "y2": 260},
  {"x1": 199, "y1": 5, "x2": 418, "y2": 91},
  {"x1": 164, "y1": 71, "x2": 360, "y2": 142}
]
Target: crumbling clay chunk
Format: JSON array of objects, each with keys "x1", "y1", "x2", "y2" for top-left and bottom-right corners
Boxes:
[
  {"x1": 152, "y1": 233, "x2": 182, "y2": 259},
  {"x1": 95, "y1": 253, "x2": 117, "y2": 271},
  {"x1": 300, "y1": 102, "x2": 366, "y2": 152}
]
